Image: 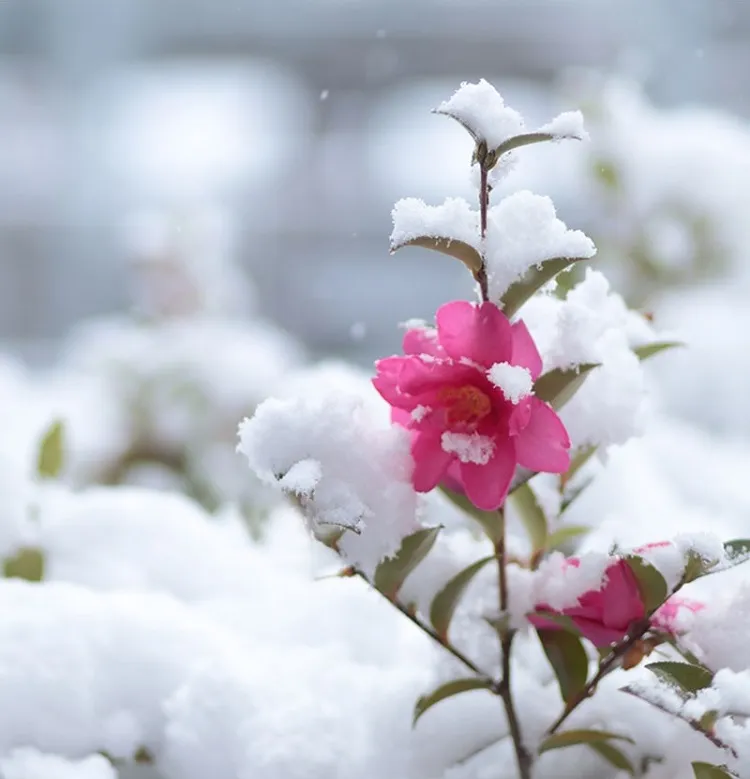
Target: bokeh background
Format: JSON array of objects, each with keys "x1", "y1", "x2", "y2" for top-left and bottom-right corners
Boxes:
[{"x1": 2, "y1": 0, "x2": 749, "y2": 368}]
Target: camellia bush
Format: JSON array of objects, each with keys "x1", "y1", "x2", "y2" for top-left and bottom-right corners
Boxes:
[{"x1": 239, "y1": 80, "x2": 750, "y2": 779}]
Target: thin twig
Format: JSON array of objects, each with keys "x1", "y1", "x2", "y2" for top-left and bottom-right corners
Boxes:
[
  {"x1": 476, "y1": 164, "x2": 490, "y2": 301},
  {"x1": 353, "y1": 570, "x2": 492, "y2": 681},
  {"x1": 494, "y1": 509, "x2": 533, "y2": 779}
]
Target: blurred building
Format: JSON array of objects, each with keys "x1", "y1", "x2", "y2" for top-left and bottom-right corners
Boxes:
[{"x1": 0, "y1": 0, "x2": 748, "y2": 365}]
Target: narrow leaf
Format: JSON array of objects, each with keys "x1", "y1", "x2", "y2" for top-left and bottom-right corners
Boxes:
[
  {"x1": 439, "y1": 485, "x2": 502, "y2": 544},
  {"x1": 501, "y1": 257, "x2": 589, "y2": 319},
  {"x1": 430, "y1": 556, "x2": 495, "y2": 640},
  {"x1": 37, "y1": 419, "x2": 65, "y2": 480},
  {"x1": 528, "y1": 610, "x2": 581, "y2": 636},
  {"x1": 533, "y1": 363, "x2": 600, "y2": 411},
  {"x1": 589, "y1": 741, "x2": 635, "y2": 775},
  {"x1": 546, "y1": 525, "x2": 590, "y2": 552},
  {"x1": 413, "y1": 677, "x2": 493, "y2": 726},
  {"x1": 3, "y1": 547, "x2": 45, "y2": 581},
  {"x1": 374, "y1": 526, "x2": 441, "y2": 599},
  {"x1": 511, "y1": 483, "x2": 547, "y2": 553},
  {"x1": 646, "y1": 661, "x2": 713, "y2": 694},
  {"x1": 561, "y1": 445, "x2": 597, "y2": 487},
  {"x1": 634, "y1": 341, "x2": 684, "y2": 361},
  {"x1": 492, "y1": 131, "x2": 561, "y2": 161},
  {"x1": 539, "y1": 729, "x2": 634, "y2": 754},
  {"x1": 623, "y1": 555, "x2": 668, "y2": 613},
  {"x1": 391, "y1": 236, "x2": 482, "y2": 273},
  {"x1": 538, "y1": 629, "x2": 589, "y2": 704},
  {"x1": 692, "y1": 762, "x2": 737, "y2": 779}
]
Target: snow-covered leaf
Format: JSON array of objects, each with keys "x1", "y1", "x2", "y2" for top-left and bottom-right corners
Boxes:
[
  {"x1": 633, "y1": 341, "x2": 684, "y2": 361},
  {"x1": 439, "y1": 485, "x2": 503, "y2": 543},
  {"x1": 539, "y1": 729, "x2": 634, "y2": 754},
  {"x1": 500, "y1": 256, "x2": 587, "y2": 319},
  {"x1": 623, "y1": 556, "x2": 668, "y2": 613},
  {"x1": 390, "y1": 235, "x2": 482, "y2": 273},
  {"x1": 373, "y1": 526, "x2": 441, "y2": 600},
  {"x1": 533, "y1": 363, "x2": 600, "y2": 411},
  {"x1": 430, "y1": 556, "x2": 494, "y2": 640},
  {"x1": 413, "y1": 677, "x2": 494, "y2": 727},
  {"x1": 3, "y1": 548, "x2": 45, "y2": 582},
  {"x1": 511, "y1": 483, "x2": 547, "y2": 555},
  {"x1": 37, "y1": 419, "x2": 65, "y2": 480},
  {"x1": 589, "y1": 741, "x2": 635, "y2": 775},
  {"x1": 645, "y1": 661, "x2": 713, "y2": 695},
  {"x1": 538, "y1": 629, "x2": 588, "y2": 704},
  {"x1": 546, "y1": 525, "x2": 590, "y2": 552},
  {"x1": 692, "y1": 762, "x2": 737, "y2": 779}
]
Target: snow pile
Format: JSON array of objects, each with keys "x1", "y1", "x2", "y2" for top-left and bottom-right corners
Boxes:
[
  {"x1": 485, "y1": 190, "x2": 596, "y2": 300},
  {"x1": 390, "y1": 197, "x2": 479, "y2": 250}
]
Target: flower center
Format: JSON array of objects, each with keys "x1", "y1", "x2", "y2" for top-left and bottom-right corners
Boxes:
[{"x1": 438, "y1": 385, "x2": 492, "y2": 428}]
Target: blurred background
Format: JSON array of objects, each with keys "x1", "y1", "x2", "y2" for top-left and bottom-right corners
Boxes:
[{"x1": 2, "y1": 0, "x2": 749, "y2": 368}]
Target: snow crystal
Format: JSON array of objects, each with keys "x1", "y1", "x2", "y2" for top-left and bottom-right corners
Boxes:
[
  {"x1": 390, "y1": 197, "x2": 479, "y2": 250},
  {"x1": 278, "y1": 459, "x2": 322, "y2": 496},
  {"x1": 487, "y1": 362, "x2": 532, "y2": 404},
  {"x1": 484, "y1": 191, "x2": 596, "y2": 302},
  {"x1": 434, "y1": 79, "x2": 525, "y2": 149},
  {"x1": 238, "y1": 393, "x2": 421, "y2": 575},
  {"x1": 537, "y1": 110, "x2": 589, "y2": 141},
  {"x1": 526, "y1": 551, "x2": 611, "y2": 613},
  {"x1": 441, "y1": 432, "x2": 495, "y2": 465},
  {"x1": 0, "y1": 749, "x2": 116, "y2": 779},
  {"x1": 411, "y1": 405, "x2": 431, "y2": 422}
]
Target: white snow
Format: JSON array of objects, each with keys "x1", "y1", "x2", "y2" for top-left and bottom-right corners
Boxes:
[
  {"x1": 440, "y1": 432, "x2": 495, "y2": 465},
  {"x1": 238, "y1": 393, "x2": 421, "y2": 575},
  {"x1": 484, "y1": 190, "x2": 596, "y2": 302},
  {"x1": 390, "y1": 197, "x2": 479, "y2": 250},
  {"x1": 434, "y1": 79, "x2": 525, "y2": 149},
  {"x1": 537, "y1": 110, "x2": 589, "y2": 141},
  {"x1": 0, "y1": 750, "x2": 117, "y2": 779},
  {"x1": 487, "y1": 362, "x2": 532, "y2": 404}
]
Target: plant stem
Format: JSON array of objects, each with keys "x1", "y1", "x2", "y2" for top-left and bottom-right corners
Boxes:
[
  {"x1": 353, "y1": 570, "x2": 492, "y2": 682},
  {"x1": 495, "y1": 509, "x2": 533, "y2": 779},
  {"x1": 546, "y1": 618, "x2": 652, "y2": 735},
  {"x1": 475, "y1": 163, "x2": 490, "y2": 301}
]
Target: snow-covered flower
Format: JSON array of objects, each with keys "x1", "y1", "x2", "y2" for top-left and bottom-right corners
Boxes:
[
  {"x1": 531, "y1": 555, "x2": 703, "y2": 647},
  {"x1": 372, "y1": 300, "x2": 570, "y2": 510}
]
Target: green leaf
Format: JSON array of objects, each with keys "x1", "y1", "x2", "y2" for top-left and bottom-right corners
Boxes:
[
  {"x1": 546, "y1": 525, "x2": 590, "y2": 552},
  {"x1": 562, "y1": 446, "x2": 597, "y2": 485},
  {"x1": 37, "y1": 419, "x2": 65, "y2": 480},
  {"x1": 539, "y1": 729, "x2": 634, "y2": 755},
  {"x1": 623, "y1": 555, "x2": 668, "y2": 613},
  {"x1": 692, "y1": 762, "x2": 737, "y2": 779},
  {"x1": 413, "y1": 677, "x2": 494, "y2": 726},
  {"x1": 439, "y1": 485, "x2": 502, "y2": 544},
  {"x1": 492, "y1": 131, "x2": 578, "y2": 162},
  {"x1": 430, "y1": 556, "x2": 495, "y2": 640},
  {"x1": 589, "y1": 741, "x2": 635, "y2": 775},
  {"x1": 646, "y1": 661, "x2": 713, "y2": 695},
  {"x1": 533, "y1": 363, "x2": 600, "y2": 411},
  {"x1": 538, "y1": 629, "x2": 589, "y2": 704},
  {"x1": 511, "y1": 483, "x2": 547, "y2": 554},
  {"x1": 391, "y1": 235, "x2": 482, "y2": 274},
  {"x1": 633, "y1": 341, "x2": 684, "y2": 361},
  {"x1": 529, "y1": 610, "x2": 582, "y2": 636},
  {"x1": 374, "y1": 526, "x2": 441, "y2": 599},
  {"x1": 501, "y1": 257, "x2": 590, "y2": 319},
  {"x1": 3, "y1": 547, "x2": 45, "y2": 581}
]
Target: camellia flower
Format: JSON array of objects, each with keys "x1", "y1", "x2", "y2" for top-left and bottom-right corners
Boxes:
[
  {"x1": 530, "y1": 556, "x2": 704, "y2": 648},
  {"x1": 372, "y1": 300, "x2": 571, "y2": 510}
]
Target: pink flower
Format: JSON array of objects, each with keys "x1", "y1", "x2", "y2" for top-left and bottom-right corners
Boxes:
[
  {"x1": 531, "y1": 558, "x2": 646, "y2": 647},
  {"x1": 530, "y1": 556, "x2": 705, "y2": 648},
  {"x1": 372, "y1": 300, "x2": 570, "y2": 510}
]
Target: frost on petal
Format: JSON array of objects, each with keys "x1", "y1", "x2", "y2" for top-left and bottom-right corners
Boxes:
[
  {"x1": 458, "y1": 438, "x2": 516, "y2": 511},
  {"x1": 237, "y1": 393, "x2": 421, "y2": 574},
  {"x1": 390, "y1": 197, "x2": 479, "y2": 249},
  {"x1": 441, "y1": 432, "x2": 495, "y2": 465},
  {"x1": 435, "y1": 79, "x2": 525, "y2": 149},
  {"x1": 484, "y1": 191, "x2": 596, "y2": 301},
  {"x1": 536, "y1": 110, "x2": 589, "y2": 141},
  {"x1": 487, "y1": 362, "x2": 532, "y2": 404}
]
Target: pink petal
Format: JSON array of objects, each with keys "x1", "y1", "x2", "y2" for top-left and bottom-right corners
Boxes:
[
  {"x1": 411, "y1": 430, "x2": 453, "y2": 493},
  {"x1": 403, "y1": 327, "x2": 445, "y2": 358},
  {"x1": 600, "y1": 561, "x2": 646, "y2": 629},
  {"x1": 513, "y1": 397, "x2": 571, "y2": 473},
  {"x1": 459, "y1": 437, "x2": 516, "y2": 510},
  {"x1": 511, "y1": 320, "x2": 543, "y2": 380},
  {"x1": 391, "y1": 407, "x2": 412, "y2": 428},
  {"x1": 436, "y1": 301, "x2": 513, "y2": 368},
  {"x1": 440, "y1": 460, "x2": 465, "y2": 495},
  {"x1": 397, "y1": 356, "x2": 478, "y2": 398}
]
